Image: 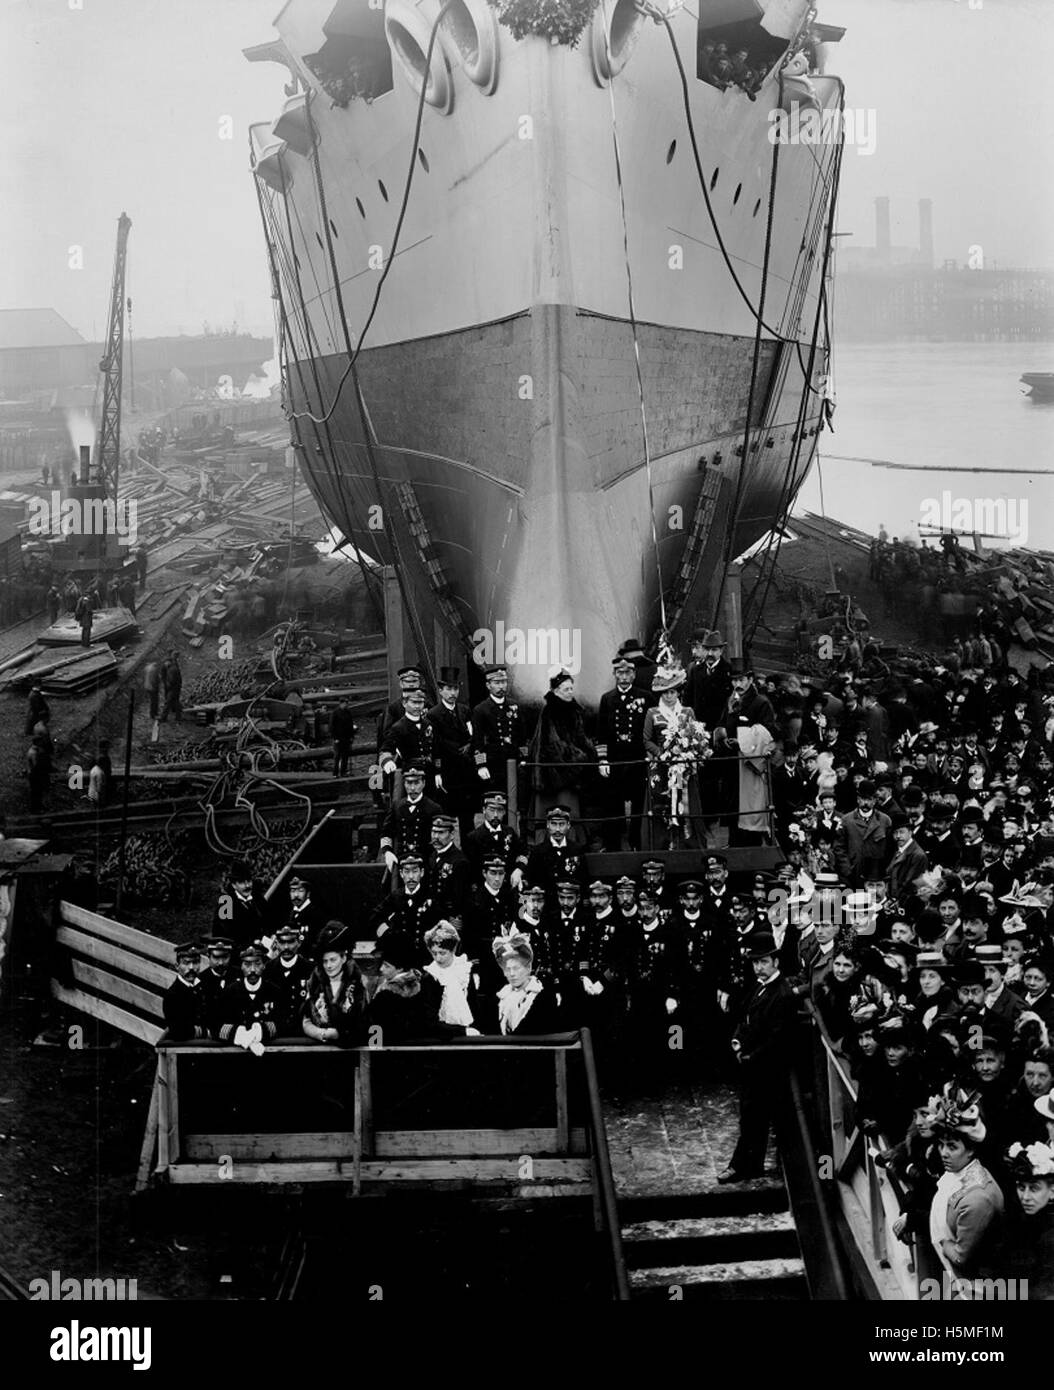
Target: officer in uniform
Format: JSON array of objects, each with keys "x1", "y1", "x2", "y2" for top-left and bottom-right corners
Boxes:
[
  {"x1": 371, "y1": 854, "x2": 435, "y2": 966},
  {"x1": 525, "y1": 804, "x2": 588, "y2": 905},
  {"x1": 641, "y1": 859, "x2": 674, "y2": 918},
  {"x1": 376, "y1": 665, "x2": 426, "y2": 761},
  {"x1": 216, "y1": 944, "x2": 280, "y2": 1050},
  {"x1": 199, "y1": 936, "x2": 235, "y2": 1037},
  {"x1": 626, "y1": 887, "x2": 689, "y2": 1085},
  {"x1": 266, "y1": 925, "x2": 314, "y2": 1036},
  {"x1": 470, "y1": 664, "x2": 527, "y2": 801},
  {"x1": 596, "y1": 654, "x2": 651, "y2": 850},
  {"x1": 426, "y1": 666, "x2": 477, "y2": 844},
  {"x1": 379, "y1": 765, "x2": 443, "y2": 876},
  {"x1": 284, "y1": 875, "x2": 325, "y2": 958},
  {"x1": 463, "y1": 790, "x2": 526, "y2": 885},
  {"x1": 463, "y1": 854, "x2": 519, "y2": 988},
  {"x1": 423, "y1": 814, "x2": 472, "y2": 921},
  {"x1": 614, "y1": 876, "x2": 639, "y2": 927},
  {"x1": 380, "y1": 687, "x2": 438, "y2": 797},
  {"x1": 162, "y1": 941, "x2": 207, "y2": 1041}
]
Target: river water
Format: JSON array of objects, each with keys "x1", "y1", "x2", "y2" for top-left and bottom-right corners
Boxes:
[{"x1": 793, "y1": 342, "x2": 1054, "y2": 552}]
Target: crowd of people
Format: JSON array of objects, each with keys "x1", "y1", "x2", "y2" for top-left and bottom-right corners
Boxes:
[{"x1": 158, "y1": 620, "x2": 1054, "y2": 1297}]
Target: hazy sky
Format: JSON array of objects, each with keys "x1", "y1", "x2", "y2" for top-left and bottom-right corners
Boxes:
[{"x1": 3, "y1": 0, "x2": 1052, "y2": 339}]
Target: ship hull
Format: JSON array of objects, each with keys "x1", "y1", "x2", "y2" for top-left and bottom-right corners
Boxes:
[{"x1": 251, "y1": 2, "x2": 838, "y2": 701}]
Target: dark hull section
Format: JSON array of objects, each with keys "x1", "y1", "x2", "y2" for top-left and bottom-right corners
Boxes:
[{"x1": 288, "y1": 307, "x2": 821, "y2": 700}]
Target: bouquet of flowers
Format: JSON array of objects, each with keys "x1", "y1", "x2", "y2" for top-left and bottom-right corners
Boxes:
[{"x1": 653, "y1": 706, "x2": 711, "y2": 827}]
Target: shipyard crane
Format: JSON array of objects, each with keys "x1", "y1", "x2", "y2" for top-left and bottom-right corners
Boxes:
[{"x1": 91, "y1": 212, "x2": 132, "y2": 501}]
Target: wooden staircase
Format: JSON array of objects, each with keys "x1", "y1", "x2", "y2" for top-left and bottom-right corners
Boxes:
[{"x1": 622, "y1": 1183, "x2": 808, "y2": 1300}]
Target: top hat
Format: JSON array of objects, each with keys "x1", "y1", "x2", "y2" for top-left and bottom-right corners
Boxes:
[
  {"x1": 728, "y1": 656, "x2": 754, "y2": 678},
  {"x1": 437, "y1": 667, "x2": 460, "y2": 686}
]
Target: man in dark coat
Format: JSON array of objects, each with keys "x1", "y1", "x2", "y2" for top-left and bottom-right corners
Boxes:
[
  {"x1": 160, "y1": 651, "x2": 182, "y2": 722},
  {"x1": 470, "y1": 663, "x2": 527, "y2": 797},
  {"x1": 684, "y1": 629, "x2": 733, "y2": 731},
  {"x1": 198, "y1": 936, "x2": 235, "y2": 1037},
  {"x1": 24, "y1": 686, "x2": 49, "y2": 736},
  {"x1": 886, "y1": 811, "x2": 929, "y2": 906},
  {"x1": 265, "y1": 926, "x2": 315, "y2": 1036},
  {"x1": 215, "y1": 944, "x2": 280, "y2": 1048},
  {"x1": 426, "y1": 666, "x2": 477, "y2": 842},
  {"x1": 213, "y1": 862, "x2": 271, "y2": 947},
  {"x1": 283, "y1": 875, "x2": 326, "y2": 957},
  {"x1": 378, "y1": 765, "x2": 443, "y2": 874},
  {"x1": 371, "y1": 855, "x2": 436, "y2": 966},
  {"x1": 463, "y1": 790, "x2": 525, "y2": 885},
  {"x1": 596, "y1": 654, "x2": 651, "y2": 849},
  {"x1": 719, "y1": 932, "x2": 800, "y2": 1182},
  {"x1": 834, "y1": 779, "x2": 893, "y2": 888},
  {"x1": 162, "y1": 942, "x2": 207, "y2": 1041},
  {"x1": 524, "y1": 804, "x2": 588, "y2": 905},
  {"x1": 375, "y1": 665, "x2": 427, "y2": 762},
  {"x1": 423, "y1": 814, "x2": 473, "y2": 921},
  {"x1": 331, "y1": 697, "x2": 357, "y2": 779},
  {"x1": 462, "y1": 855, "x2": 519, "y2": 987},
  {"x1": 380, "y1": 687, "x2": 437, "y2": 793}
]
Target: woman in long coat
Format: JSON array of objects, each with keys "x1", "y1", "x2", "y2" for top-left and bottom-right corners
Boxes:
[
  {"x1": 528, "y1": 667, "x2": 596, "y2": 827},
  {"x1": 301, "y1": 922, "x2": 367, "y2": 1046},
  {"x1": 493, "y1": 934, "x2": 563, "y2": 1036}
]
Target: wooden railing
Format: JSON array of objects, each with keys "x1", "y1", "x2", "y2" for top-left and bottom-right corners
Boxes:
[{"x1": 806, "y1": 1005, "x2": 924, "y2": 1300}]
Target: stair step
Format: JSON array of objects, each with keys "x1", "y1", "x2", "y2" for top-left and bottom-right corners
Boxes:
[
  {"x1": 629, "y1": 1257, "x2": 807, "y2": 1300},
  {"x1": 623, "y1": 1211, "x2": 795, "y2": 1241},
  {"x1": 622, "y1": 1212, "x2": 799, "y2": 1269},
  {"x1": 619, "y1": 1182, "x2": 787, "y2": 1224}
]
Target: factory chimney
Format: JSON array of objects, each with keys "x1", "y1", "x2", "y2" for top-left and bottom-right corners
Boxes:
[
  {"x1": 918, "y1": 198, "x2": 934, "y2": 269},
  {"x1": 875, "y1": 197, "x2": 891, "y2": 263},
  {"x1": 78, "y1": 445, "x2": 91, "y2": 484}
]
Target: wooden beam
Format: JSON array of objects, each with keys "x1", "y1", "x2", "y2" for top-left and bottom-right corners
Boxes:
[
  {"x1": 60, "y1": 901, "x2": 178, "y2": 966},
  {"x1": 184, "y1": 1132, "x2": 355, "y2": 1162},
  {"x1": 70, "y1": 959, "x2": 166, "y2": 1022},
  {"x1": 136, "y1": 1072, "x2": 161, "y2": 1192},
  {"x1": 56, "y1": 926, "x2": 174, "y2": 993},
  {"x1": 554, "y1": 1052, "x2": 569, "y2": 1153},
  {"x1": 50, "y1": 981, "x2": 164, "y2": 1046},
  {"x1": 164, "y1": 1157, "x2": 593, "y2": 1185},
  {"x1": 373, "y1": 1128, "x2": 587, "y2": 1157},
  {"x1": 264, "y1": 808, "x2": 336, "y2": 902}
]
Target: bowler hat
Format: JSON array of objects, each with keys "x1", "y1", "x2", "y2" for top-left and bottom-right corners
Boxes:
[{"x1": 747, "y1": 932, "x2": 779, "y2": 960}]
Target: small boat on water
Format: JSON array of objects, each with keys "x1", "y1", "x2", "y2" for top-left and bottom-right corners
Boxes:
[{"x1": 1021, "y1": 372, "x2": 1054, "y2": 402}]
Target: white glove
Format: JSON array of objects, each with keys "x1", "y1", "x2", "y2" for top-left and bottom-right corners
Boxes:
[
  {"x1": 381, "y1": 760, "x2": 396, "y2": 777},
  {"x1": 718, "y1": 990, "x2": 730, "y2": 1012},
  {"x1": 248, "y1": 1022, "x2": 263, "y2": 1043},
  {"x1": 233, "y1": 1026, "x2": 251, "y2": 1049},
  {"x1": 665, "y1": 997, "x2": 678, "y2": 1015},
  {"x1": 248, "y1": 1040, "x2": 266, "y2": 1057},
  {"x1": 509, "y1": 869, "x2": 524, "y2": 891},
  {"x1": 593, "y1": 980, "x2": 605, "y2": 995},
  {"x1": 466, "y1": 1027, "x2": 481, "y2": 1037},
  {"x1": 435, "y1": 774, "x2": 445, "y2": 793},
  {"x1": 478, "y1": 767, "x2": 491, "y2": 781},
  {"x1": 599, "y1": 762, "x2": 610, "y2": 779},
  {"x1": 384, "y1": 851, "x2": 398, "y2": 875}
]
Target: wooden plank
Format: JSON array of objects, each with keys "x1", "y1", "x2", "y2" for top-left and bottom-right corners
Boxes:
[
  {"x1": 554, "y1": 1051, "x2": 569, "y2": 1153},
  {"x1": 265, "y1": 808, "x2": 336, "y2": 901},
  {"x1": 60, "y1": 902, "x2": 177, "y2": 966},
  {"x1": 184, "y1": 1132, "x2": 355, "y2": 1162},
  {"x1": 70, "y1": 959, "x2": 165, "y2": 1022},
  {"x1": 165, "y1": 1158, "x2": 593, "y2": 1185},
  {"x1": 374, "y1": 1128, "x2": 587, "y2": 1157},
  {"x1": 56, "y1": 926, "x2": 174, "y2": 992},
  {"x1": 359, "y1": 1050, "x2": 373, "y2": 1158},
  {"x1": 156, "y1": 1051, "x2": 170, "y2": 1172},
  {"x1": 167, "y1": 1050, "x2": 181, "y2": 1166},
  {"x1": 136, "y1": 1073, "x2": 161, "y2": 1192},
  {"x1": 50, "y1": 981, "x2": 164, "y2": 1046}
]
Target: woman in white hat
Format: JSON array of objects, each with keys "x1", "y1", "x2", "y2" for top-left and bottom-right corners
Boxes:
[
  {"x1": 492, "y1": 934, "x2": 562, "y2": 1036},
  {"x1": 641, "y1": 655, "x2": 708, "y2": 850},
  {"x1": 927, "y1": 1086, "x2": 1004, "y2": 1292}
]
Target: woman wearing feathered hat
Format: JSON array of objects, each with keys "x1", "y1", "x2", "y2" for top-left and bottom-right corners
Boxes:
[
  {"x1": 492, "y1": 933, "x2": 562, "y2": 1036},
  {"x1": 981, "y1": 1140, "x2": 1054, "y2": 1300},
  {"x1": 641, "y1": 649, "x2": 709, "y2": 850},
  {"x1": 301, "y1": 921, "x2": 366, "y2": 1046},
  {"x1": 421, "y1": 921, "x2": 482, "y2": 1037},
  {"x1": 926, "y1": 1085, "x2": 1005, "y2": 1289}
]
